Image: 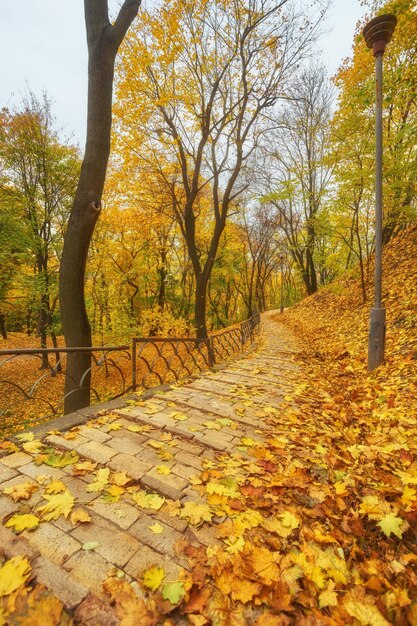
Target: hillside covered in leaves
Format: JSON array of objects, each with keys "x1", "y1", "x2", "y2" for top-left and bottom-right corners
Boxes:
[{"x1": 281, "y1": 222, "x2": 417, "y2": 419}]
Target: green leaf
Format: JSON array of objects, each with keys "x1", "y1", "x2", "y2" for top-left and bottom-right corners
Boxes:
[
  {"x1": 39, "y1": 450, "x2": 79, "y2": 468},
  {"x1": 132, "y1": 490, "x2": 165, "y2": 510},
  {"x1": 15, "y1": 432, "x2": 35, "y2": 443},
  {"x1": 161, "y1": 581, "x2": 185, "y2": 605}
]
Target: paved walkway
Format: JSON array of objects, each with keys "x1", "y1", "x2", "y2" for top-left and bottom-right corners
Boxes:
[{"x1": 0, "y1": 312, "x2": 301, "y2": 621}]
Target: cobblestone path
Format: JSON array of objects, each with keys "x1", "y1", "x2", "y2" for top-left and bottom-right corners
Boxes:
[{"x1": 0, "y1": 312, "x2": 301, "y2": 620}]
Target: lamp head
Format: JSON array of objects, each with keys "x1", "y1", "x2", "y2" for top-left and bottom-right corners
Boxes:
[{"x1": 363, "y1": 14, "x2": 397, "y2": 57}]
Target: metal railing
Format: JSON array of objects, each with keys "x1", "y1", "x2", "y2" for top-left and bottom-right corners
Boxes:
[{"x1": 0, "y1": 312, "x2": 260, "y2": 433}]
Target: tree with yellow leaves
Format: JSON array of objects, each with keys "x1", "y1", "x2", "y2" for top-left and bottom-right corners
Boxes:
[
  {"x1": 114, "y1": 0, "x2": 325, "y2": 337},
  {"x1": 332, "y1": 0, "x2": 417, "y2": 247}
]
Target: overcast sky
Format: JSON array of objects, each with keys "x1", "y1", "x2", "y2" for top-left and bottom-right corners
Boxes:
[{"x1": 0, "y1": 0, "x2": 364, "y2": 148}]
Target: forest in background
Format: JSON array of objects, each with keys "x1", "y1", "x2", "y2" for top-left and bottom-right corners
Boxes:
[{"x1": 0, "y1": 0, "x2": 416, "y2": 348}]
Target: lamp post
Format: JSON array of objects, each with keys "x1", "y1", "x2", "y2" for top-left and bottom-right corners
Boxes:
[
  {"x1": 280, "y1": 255, "x2": 284, "y2": 314},
  {"x1": 363, "y1": 14, "x2": 397, "y2": 372}
]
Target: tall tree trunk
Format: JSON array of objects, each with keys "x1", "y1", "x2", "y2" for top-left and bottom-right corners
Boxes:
[
  {"x1": 195, "y1": 275, "x2": 209, "y2": 339},
  {"x1": 0, "y1": 313, "x2": 7, "y2": 340},
  {"x1": 157, "y1": 250, "x2": 167, "y2": 311},
  {"x1": 37, "y1": 303, "x2": 49, "y2": 369},
  {"x1": 59, "y1": 1, "x2": 141, "y2": 414}
]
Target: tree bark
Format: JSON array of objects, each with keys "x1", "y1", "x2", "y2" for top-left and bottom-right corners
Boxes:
[
  {"x1": 0, "y1": 314, "x2": 7, "y2": 340},
  {"x1": 195, "y1": 274, "x2": 209, "y2": 339},
  {"x1": 59, "y1": 0, "x2": 140, "y2": 414}
]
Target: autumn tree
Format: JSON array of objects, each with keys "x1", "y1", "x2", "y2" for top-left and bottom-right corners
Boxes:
[
  {"x1": 232, "y1": 202, "x2": 284, "y2": 316},
  {"x1": 0, "y1": 185, "x2": 29, "y2": 339},
  {"x1": 113, "y1": 0, "x2": 325, "y2": 338},
  {"x1": 332, "y1": 0, "x2": 417, "y2": 246},
  {"x1": 0, "y1": 94, "x2": 79, "y2": 360},
  {"x1": 263, "y1": 64, "x2": 333, "y2": 295},
  {"x1": 59, "y1": 0, "x2": 141, "y2": 413}
]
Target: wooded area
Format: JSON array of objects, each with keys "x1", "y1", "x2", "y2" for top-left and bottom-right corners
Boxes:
[{"x1": 1, "y1": 0, "x2": 415, "y2": 362}]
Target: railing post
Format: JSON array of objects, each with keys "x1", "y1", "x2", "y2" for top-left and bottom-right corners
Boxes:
[
  {"x1": 132, "y1": 339, "x2": 137, "y2": 391},
  {"x1": 240, "y1": 323, "x2": 245, "y2": 349},
  {"x1": 208, "y1": 337, "x2": 215, "y2": 367}
]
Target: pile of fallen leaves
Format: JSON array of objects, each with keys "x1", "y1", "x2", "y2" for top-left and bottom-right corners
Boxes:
[{"x1": 0, "y1": 554, "x2": 72, "y2": 625}]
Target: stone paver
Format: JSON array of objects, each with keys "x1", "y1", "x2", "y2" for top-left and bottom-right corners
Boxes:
[
  {"x1": 129, "y1": 514, "x2": 183, "y2": 558},
  {"x1": 77, "y1": 440, "x2": 118, "y2": 464},
  {"x1": 141, "y1": 466, "x2": 188, "y2": 500},
  {"x1": 63, "y1": 550, "x2": 113, "y2": 595},
  {"x1": 0, "y1": 464, "x2": 18, "y2": 483},
  {"x1": 108, "y1": 453, "x2": 152, "y2": 478},
  {"x1": 0, "y1": 451, "x2": 32, "y2": 468},
  {"x1": 87, "y1": 498, "x2": 140, "y2": 530},
  {"x1": 22, "y1": 522, "x2": 81, "y2": 565},
  {"x1": 0, "y1": 311, "x2": 300, "y2": 616},
  {"x1": 70, "y1": 516, "x2": 140, "y2": 567}
]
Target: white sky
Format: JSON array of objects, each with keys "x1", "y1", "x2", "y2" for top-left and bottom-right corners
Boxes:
[{"x1": 0, "y1": 0, "x2": 364, "y2": 148}]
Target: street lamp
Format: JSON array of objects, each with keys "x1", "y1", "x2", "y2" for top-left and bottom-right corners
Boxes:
[
  {"x1": 280, "y1": 255, "x2": 284, "y2": 314},
  {"x1": 363, "y1": 14, "x2": 397, "y2": 372}
]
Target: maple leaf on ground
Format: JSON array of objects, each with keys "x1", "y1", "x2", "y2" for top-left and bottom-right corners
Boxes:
[
  {"x1": 111, "y1": 471, "x2": 131, "y2": 486},
  {"x1": 377, "y1": 513, "x2": 406, "y2": 539},
  {"x1": 344, "y1": 587, "x2": 390, "y2": 625},
  {"x1": 45, "y1": 480, "x2": 66, "y2": 495},
  {"x1": 207, "y1": 591, "x2": 246, "y2": 626},
  {"x1": 248, "y1": 548, "x2": 281, "y2": 585},
  {"x1": 188, "y1": 616, "x2": 208, "y2": 626},
  {"x1": 359, "y1": 495, "x2": 391, "y2": 520},
  {"x1": 224, "y1": 536, "x2": 245, "y2": 554},
  {"x1": 230, "y1": 578, "x2": 262, "y2": 603},
  {"x1": 22, "y1": 439, "x2": 44, "y2": 454},
  {"x1": 86, "y1": 468, "x2": 110, "y2": 492},
  {"x1": 318, "y1": 588, "x2": 338, "y2": 608},
  {"x1": 143, "y1": 566, "x2": 165, "y2": 591},
  {"x1": 3, "y1": 481, "x2": 38, "y2": 501},
  {"x1": 127, "y1": 424, "x2": 151, "y2": 433},
  {"x1": 106, "y1": 484, "x2": 125, "y2": 499},
  {"x1": 37, "y1": 450, "x2": 79, "y2": 468},
  {"x1": 15, "y1": 433, "x2": 35, "y2": 443},
  {"x1": 292, "y1": 542, "x2": 348, "y2": 590},
  {"x1": 11, "y1": 586, "x2": 64, "y2": 625},
  {"x1": 162, "y1": 581, "x2": 185, "y2": 605},
  {"x1": 132, "y1": 490, "x2": 165, "y2": 510},
  {"x1": 37, "y1": 489, "x2": 74, "y2": 521},
  {"x1": 180, "y1": 502, "x2": 213, "y2": 525},
  {"x1": 401, "y1": 485, "x2": 417, "y2": 510},
  {"x1": 103, "y1": 577, "x2": 156, "y2": 625},
  {"x1": 170, "y1": 411, "x2": 188, "y2": 421},
  {"x1": 106, "y1": 422, "x2": 123, "y2": 431},
  {"x1": 0, "y1": 556, "x2": 31, "y2": 597},
  {"x1": 70, "y1": 508, "x2": 91, "y2": 524},
  {"x1": 5, "y1": 513, "x2": 40, "y2": 533},
  {"x1": 184, "y1": 587, "x2": 211, "y2": 615},
  {"x1": 72, "y1": 460, "x2": 97, "y2": 475},
  {"x1": 263, "y1": 511, "x2": 299, "y2": 538}
]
